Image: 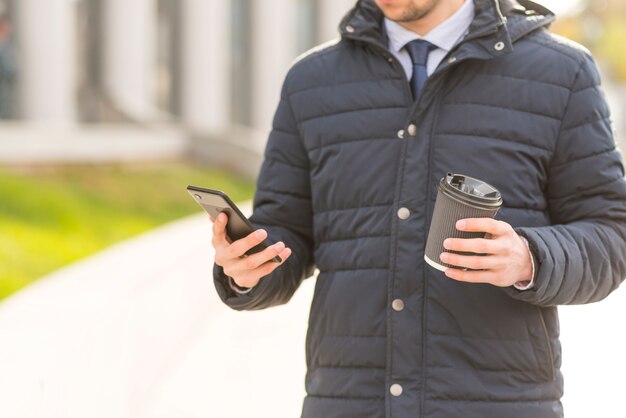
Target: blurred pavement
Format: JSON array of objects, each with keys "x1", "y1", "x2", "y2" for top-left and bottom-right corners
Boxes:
[{"x1": 0, "y1": 208, "x2": 312, "y2": 418}]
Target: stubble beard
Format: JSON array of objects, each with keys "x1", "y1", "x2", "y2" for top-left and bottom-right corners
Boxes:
[{"x1": 393, "y1": 0, "x2": 439, "y2": 23}]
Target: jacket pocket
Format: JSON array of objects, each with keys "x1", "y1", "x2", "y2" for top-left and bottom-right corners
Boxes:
[{"x1": 525, "y1": 306, "x2": 556, "y2": 382}]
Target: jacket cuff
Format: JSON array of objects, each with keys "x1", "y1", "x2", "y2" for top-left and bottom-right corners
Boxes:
[
  {"x1": 502, "y1": 227, "x2": 554, "y2": 305},
  {"x1": 228, "y1": 276, "x2": 254, "y2": 294},
  {"x1": 513, "y1": 235, "x2": 536, "y2": 291},
  {"x1": 212, "y1": 263, "x2": 270, "y2": 311}
]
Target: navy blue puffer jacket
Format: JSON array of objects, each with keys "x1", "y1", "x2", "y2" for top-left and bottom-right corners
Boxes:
[{"x1": 214, "y1": 0, "x2": 626, "y2": 416}]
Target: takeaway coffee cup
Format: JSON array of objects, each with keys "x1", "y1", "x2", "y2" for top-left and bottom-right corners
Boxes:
[{"x1": 424, "y1": 173, "x2": 503, "y2": 272}]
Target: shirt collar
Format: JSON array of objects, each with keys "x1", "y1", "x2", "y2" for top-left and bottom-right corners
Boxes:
[{"x1": 385, "y1": 0, "x2": 476, "y2": 53}]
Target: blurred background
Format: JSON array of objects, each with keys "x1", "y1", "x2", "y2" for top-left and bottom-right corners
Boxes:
[
  {"x1": 0, "y1": 0, "x2": 624, "y2": 417},
  {"x1": 0, "y1": 0, "x2": 356, "y2": 299}
]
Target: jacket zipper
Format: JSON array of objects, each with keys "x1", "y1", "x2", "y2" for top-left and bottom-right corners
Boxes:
[{"x1": 537, "y1": 307, "x2": 556, "y2": 380}]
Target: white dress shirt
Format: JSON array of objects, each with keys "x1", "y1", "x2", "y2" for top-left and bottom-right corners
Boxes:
[{"x1": 384, "y1": 0, "x2": 475, "y2": 79}]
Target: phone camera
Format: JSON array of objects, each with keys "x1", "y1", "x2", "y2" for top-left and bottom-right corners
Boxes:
[{"x1": 194, "y1": 194, "x2": 203, "y2": 200}]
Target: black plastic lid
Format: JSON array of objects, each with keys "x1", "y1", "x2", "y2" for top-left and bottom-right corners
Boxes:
[{"x1": 438, "y1": 173, "x2": 502, "y2": 209}]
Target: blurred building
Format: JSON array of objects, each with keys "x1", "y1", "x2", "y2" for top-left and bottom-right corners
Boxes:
[{"x1": 0, "y1": 0, "x2": 356, "y2": 176}]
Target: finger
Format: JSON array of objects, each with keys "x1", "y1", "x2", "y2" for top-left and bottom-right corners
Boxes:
[
  {"x1": 444, "y1": 267, "x2": 503, "y2": 285},
  {"x1": 440, "y1": 252, "x2": 504, "y2": 271},
  {"x1": 231, "y1": 248, "x2": 293, "y2": 288},
  {"x1": 456, "y1": 218, "x2": 510, "y2": 236},
  {"x1": 224, "y1": 228, "x2": 268, "y2": 259},
  {"x1": 443, "y1": 237, "x2": 502, "y2": 255},
  {"x1": 211, "y1": 212, "x2": 230, "y2": 248},
  {"x1": 228, "y1": 241, "x2": 287, "y2": 274}
]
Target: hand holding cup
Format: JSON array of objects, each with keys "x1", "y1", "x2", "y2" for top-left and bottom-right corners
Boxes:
[
  {"x1": 424, "y1": 173, "x2": 533, "y2": 287},
  {"x1": 441, "y1": 218, "x2": 533, "y2": 287}
]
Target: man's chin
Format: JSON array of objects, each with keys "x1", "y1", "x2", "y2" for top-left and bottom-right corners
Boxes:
[
  {"x1": 379, "y1": 8, "x2": 410, "y2": 22},
  {"x1": 378, "y1": 6, "x2": 428, "y2": 23}
]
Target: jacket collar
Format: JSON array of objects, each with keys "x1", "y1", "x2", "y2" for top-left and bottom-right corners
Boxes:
[{"x1": 339, "y1": 0, "x2": 555, "y2": 57}]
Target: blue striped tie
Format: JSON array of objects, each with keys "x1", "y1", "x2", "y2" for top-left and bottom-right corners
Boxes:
[{"x1": 404, "y1": 39, "x2": 436, "y2": 99}]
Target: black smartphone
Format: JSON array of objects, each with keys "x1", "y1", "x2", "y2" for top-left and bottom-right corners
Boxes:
[{"x1": 187, "y1": 185, "x2": 282, "y2": 262}]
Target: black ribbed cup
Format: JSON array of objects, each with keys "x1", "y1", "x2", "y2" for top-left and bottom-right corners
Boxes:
[{"x1": 424, "y1": 173, "x2": 503, "y2": 272}]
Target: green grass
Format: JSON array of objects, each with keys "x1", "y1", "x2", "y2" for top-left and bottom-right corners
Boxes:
[{"x1": 0, "y1": 162, "x2": 254, "y2": 300}]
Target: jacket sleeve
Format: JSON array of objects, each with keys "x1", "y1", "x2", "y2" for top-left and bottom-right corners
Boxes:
[
  {"x1": 505, "y1": 52, "x2": 626, "y2": 306},
  {"x1": 213, "y1": 73, "x2": 315, "y2": 311}
]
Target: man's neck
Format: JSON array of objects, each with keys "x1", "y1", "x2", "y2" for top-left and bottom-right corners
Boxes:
[{"x1": 398, "y1": 0, "x2": 465, "y2": 35}]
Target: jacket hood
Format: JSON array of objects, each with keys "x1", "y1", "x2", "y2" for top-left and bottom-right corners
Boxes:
[
  {"x1": 339, "y1": 0, "x2": 555, "y2": 53},
  {"x1": 500, "y1": 0, "x2": 556, "y2": 41}
]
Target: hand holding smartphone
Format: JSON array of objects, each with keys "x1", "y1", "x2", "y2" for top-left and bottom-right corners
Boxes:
[
  {"x1": 187, "y1": 185, "x2": 282, "y2": 262},
  {"x1": 188, "y1": 185, "x2": 292, "y2": 290}
]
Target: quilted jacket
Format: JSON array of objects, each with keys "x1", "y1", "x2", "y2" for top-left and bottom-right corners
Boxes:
[{"x1": 214, "y1": 0, "x2": 626, "y2": 416}]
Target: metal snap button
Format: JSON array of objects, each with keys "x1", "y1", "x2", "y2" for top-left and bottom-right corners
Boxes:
[
  {"x1": 392, "y1": 299, "x2": 405, "y2": 312},
  {"x1": 390, "y1": 384, "x2": 403, "y2": 396},
  {"x1": 397, "y1": 207, "x2": 410, "y2": 220}
]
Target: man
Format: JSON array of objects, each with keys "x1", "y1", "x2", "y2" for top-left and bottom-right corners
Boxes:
[{"x1": 211, "y1": 0, "x2": 626, "y2": 416}]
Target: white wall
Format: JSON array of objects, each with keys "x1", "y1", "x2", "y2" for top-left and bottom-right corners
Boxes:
[
  {"x1": 250, "y1": 0, "x2": 298, "y2": 133},
  {"x1": 16, "y1": 0, "x2": 77, "y2": 125},
  {"x1": 103, "y1": 0, "x2": 158, "y2": 121},
  {"x1": 180, "y1": 0, "x2": 231, "y2": 134}
]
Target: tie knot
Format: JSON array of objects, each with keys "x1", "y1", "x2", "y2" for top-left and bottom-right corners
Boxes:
[{"x1": 404, "y1": 39, "x2": 436, "y2": 66}]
